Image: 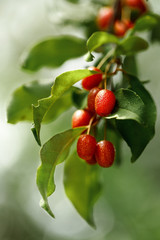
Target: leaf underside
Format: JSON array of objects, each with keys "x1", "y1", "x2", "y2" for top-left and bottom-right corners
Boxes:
[
  {"x1": 36, "y1": 127, "x2": 86, "y2": 218},
  {"x1": 7, "y1": 81, "x2": 52, "y2": 124}
]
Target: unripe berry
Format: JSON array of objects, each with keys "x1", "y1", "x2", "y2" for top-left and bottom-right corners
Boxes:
[
  {"x1": 87, "y1": 87, "x2": 102, "y2": 113},
  {"x1": 97, "y1": 7, "x2": 114, "y2": 30},
  {"x1": 125, "y1": 0, "x2": 147, "y2": 13},
  {"x1": 114, "y1": 20, "x2": 127, "y2": 37},
  {"x1": 72, "y1": 109, "x2": 92, "y2": 128},
  {"x1": 95, "y1": 140, "x2": 115, "y2": 168},
  {"x1": 82, "y1": 67, "x2": 103, "y2": 91},
  {"x1": 77, "y1": 134, "x2": 97, "y2": 161},
  {"x1": 95, "y1": 89, "x2": 116, "y2": 117}
]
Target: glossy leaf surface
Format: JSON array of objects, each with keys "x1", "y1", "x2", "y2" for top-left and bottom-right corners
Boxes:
[
  {"x1": 107, "y1": 88, "x2": 145, "y2": 124},
  {"x1": 116, "y1": 75, "x2": 156, "y2": 162},
  {"x1": 87, "y1": 31, "x2": 119, "y2": 54},
  {"x1": 32, "y1": 69, "x2": 95, "y2": 145}
]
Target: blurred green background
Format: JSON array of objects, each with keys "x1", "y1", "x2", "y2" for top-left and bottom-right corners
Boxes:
[{"x1": 0, "y1": 0, "x2": 160, "y2": 239}]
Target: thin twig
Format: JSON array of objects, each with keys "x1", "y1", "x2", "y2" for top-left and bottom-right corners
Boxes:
[
  {"x1": 87, "y1": 116, "x2": 95, "y2": 135},
  {"x1": 97, "y1": 48, "x2": 115, "y2": 69}
]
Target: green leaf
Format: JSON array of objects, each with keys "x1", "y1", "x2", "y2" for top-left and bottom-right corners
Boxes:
[
  {"x1": 32, "y1": 69, "x2": 95, "y2": 145},
  {"x1": 107, "y1": 123, "x2": 122, "y2": 166},
  {"x1": 84, "y1": 51, "x2": 95, "y2": 62},
  {"x1": 72, "y1": 87, "x2": 88, "y2": 109},
  {"x1": 150, "y1": 14, "x2": 160, "y2": 42},
  {"x1": 7, "y1": 81, "x2": 52, "y2": 124},
  {"x1": 115, "y1": 36, "x2": 148, "y2": 56},
  {"x1": 133, "y1": 14, "x2": 158, "y2": 32},
  {"x1": 87, "y1": 31, "x2": 119, "y2": 53},
  {"x1": 128, "y1": 75, "x2": 156, "y2": 127},
  {"x1": 123, "y1": 56, "x2": 138, "y2": 76},
  {"x1": 116, "y1": 75, "x2": 156, "y2": 162},
  {"x1": 107, "y1": 88, "x2": 145, "y2": 124},
  {"x1": 37, "y1": 127, "x2": 86, "y2": 218},
  {"x1": 21, "y1": 36, "x2": 86, "y2": 71},
  {"x1": 64, "y1": 150, "x2": 101, "y2": 227},
  {"x1": 7, "y1": 81, "x2": 75, "y2": 125},
  {"x1": 43, "y1": 87, "x2": 74, "y2": 122}
]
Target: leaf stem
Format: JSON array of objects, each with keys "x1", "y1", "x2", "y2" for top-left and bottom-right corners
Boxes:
[
  {"x1": 97, "y1": 48, "x2": 115, "y2": 69},
  {"x1": 87, "y1": 116, "x2": 95, "y2": 135},
  {"x1": 107, "y1": 67, "x2": 127, "y2": 77},
  {"x1": 104, "y1": 74, "x2": 107, "y2": 89},
  {"x1": 104, "y1": 58, "x2": 115, "y2": 89}
]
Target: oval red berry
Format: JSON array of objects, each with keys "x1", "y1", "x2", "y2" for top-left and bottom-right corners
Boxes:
[
  {"x1": 72, "y1": 109, "x2": 92, "y2": 128},
  {"x1": 114, "y1": 20, "x2": 127, "y2": 37},
  {"x1": 95, "y1": 89, "x2": 116, "y2": 117},
  {"x1": 87, "y1": 87, "x2": 102, "y2": 113},
  {"x1": 86, "y1": 156, "x2": 97, "y2": 165},
  {"x1": 82, "y1": 67, "x2": 103, "y2": 91},
  {"x1": 97, "y1": 7, "x2": 114, "y2": 30},
  {"x1": 125, "y1": 0, "x2": 147, "y2": 12},
  {"x1": 77, "y1": 134, "x2": 97, "y2": 161},
  {"x1": 95, "y1": 140, "x2": 115, "y2": 168}
]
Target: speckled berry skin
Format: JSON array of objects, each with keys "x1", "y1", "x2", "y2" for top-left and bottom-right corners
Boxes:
[
  {"x1": 87, "y1": 87, "x2": 102, "y2": 113},
  {"x1": 114, "y1": 20, "x2": 127, "y2": 37},
  {"x1": 125, "y1": 0, "x2": 147, "y2": 12},
  {"x1": 82, "y1": 67, "x2": 103, "y2": 91},
  {"x1": 97, "y1": 7, "x2": 114, "y2": 30},
  {"x1": 95, "y1": 89, "x2": 116, "y2": 117},
  {"x1": 95, "y1": 140, "x2": 115, "y2": 168},
  {"x1": 72, "y1": 110, "x2": 92, "y2": 128},
  {"x1": 77, "y1": 134, "x2": 97, "y2": 161}
]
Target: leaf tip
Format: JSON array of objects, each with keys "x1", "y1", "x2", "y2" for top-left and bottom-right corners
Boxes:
[
  {"x1": 87, "y1": 218, "x2": 96, "y2": 229},
  {"x1": 40, "y1": 199, "x2": 55, "y2": 218},
  {"x1": 31, "y1": 124, "x2": 41, "y2": 146},
  {"x1": 131, "y1": 154, "x2": 138, "y2": 163},
  {"x1": 84, "y1": 52, "x2": 95, "y2": 62},
  {"x1": 20, "y1": 50, "x2": 29, "y2": 69}
]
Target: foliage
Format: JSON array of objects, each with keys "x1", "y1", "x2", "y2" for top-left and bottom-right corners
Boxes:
[{"x1": 7, "y1": 0, "x2": 158, "y2": 226}]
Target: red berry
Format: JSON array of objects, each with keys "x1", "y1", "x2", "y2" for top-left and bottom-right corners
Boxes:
[
  {"x1": 86, "y1": 156, "x2": 97, "y2": 165},
  {"x1": 95, "y1": 89, "x2": 116, "y2": 117},
  {"x1": 97, "y1": 7, "x2": 114, "y2": 30},
  {"x1": 72, "y1": 109, "x2": 92, "y2": 128},
  {"x1": 95, "y1": 140, "x2": 115, "y2": 168},
  {"x1": 125, "y1": 0, "x2": 147, "y2": 13},
  {"x1": 87, "y1": 87, "x2": 102, "y2": 113},
  {"x1": 82, "y1": 67, "x2": 103, "y2": 91},
  {"x1": 77, "y1": 134, "x2": 97, "y2": 161},
  {"x1": 123, "y1": 19, "x2": 134, "y2": 29},
  {"x1": 114, "y1": 20, "x2": 127, "y2": 37}
]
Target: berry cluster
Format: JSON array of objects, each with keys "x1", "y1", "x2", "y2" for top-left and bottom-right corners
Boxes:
[
  {"x1": 96, "y1": 0, "x2": 147, "y2": 37},
  {"x1": 72, "y1": 67, "x2": 116, "y2": 168}
]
